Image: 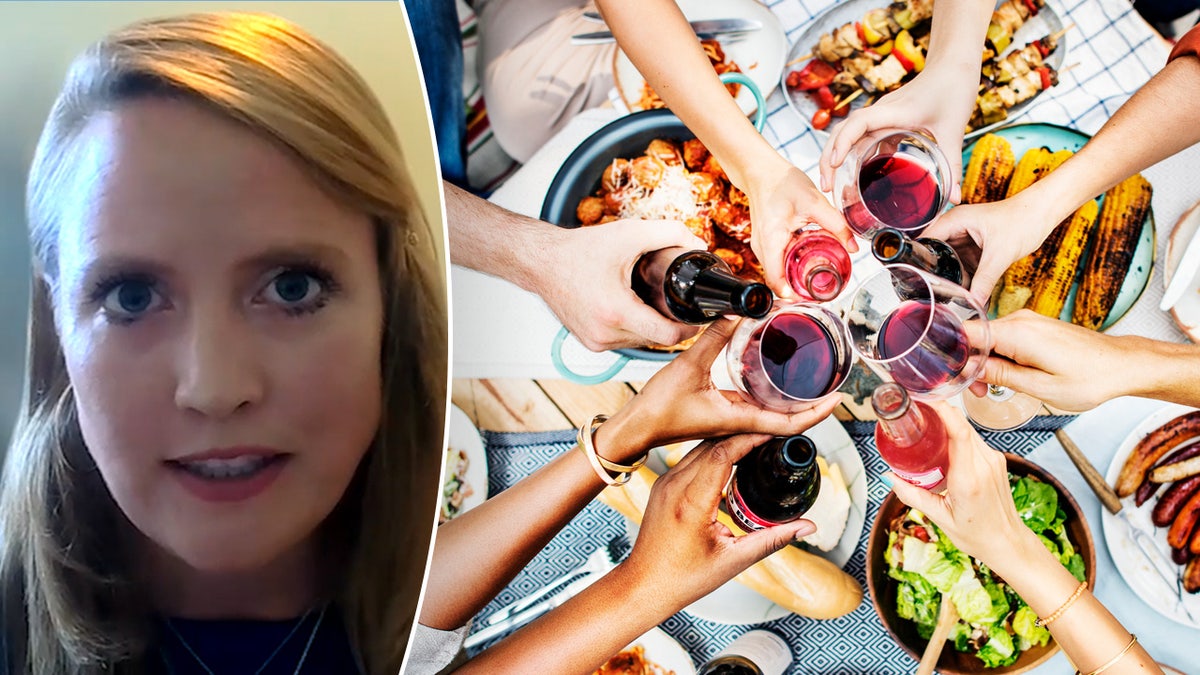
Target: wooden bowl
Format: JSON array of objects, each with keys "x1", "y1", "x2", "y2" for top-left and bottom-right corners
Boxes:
[{"x1": 866, "y1": 453, "x2": 1096, "y2": 674}]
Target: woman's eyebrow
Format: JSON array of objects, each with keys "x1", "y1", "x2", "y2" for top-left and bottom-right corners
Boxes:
[
  {"x1": 235, "y1": 243, "x2": 351, "y2": 272},
  {"x1": 76, "y1": 254, "x2": 171, "y2": 284}
]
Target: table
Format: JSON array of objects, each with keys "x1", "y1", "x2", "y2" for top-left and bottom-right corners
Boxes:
[{"x1": 450, "y1": 0, "x2": 1200, "y2": 671}]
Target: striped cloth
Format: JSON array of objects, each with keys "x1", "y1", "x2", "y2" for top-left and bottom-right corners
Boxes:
[{"x1": 466, "y1": 418, "x2": 1075, "y2": 674}]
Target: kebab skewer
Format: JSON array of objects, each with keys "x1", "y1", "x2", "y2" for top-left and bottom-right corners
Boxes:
[{"x1": 790, "y1": 0, "x2": 1046, "y2": 69}]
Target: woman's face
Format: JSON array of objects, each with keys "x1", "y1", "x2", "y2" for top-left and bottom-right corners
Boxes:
[{"x1": 53, "y1": 98, "x2": 384, "y2": 573}]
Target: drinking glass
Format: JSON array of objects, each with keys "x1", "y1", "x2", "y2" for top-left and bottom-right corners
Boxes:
[
  {"x1": 833, "y1": 128, "x2": 952, "y2": 240},
  {"x1": 727, "y1": 302, "x2": 852, "y2": 413},
  {"x1": 845, "y1": 264, "x2": 1040, "y2": 429}
]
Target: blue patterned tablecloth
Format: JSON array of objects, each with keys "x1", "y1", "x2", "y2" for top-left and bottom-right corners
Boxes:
[{"x1": 466, "y1": 419, "x2": 1077, "y2": 674}]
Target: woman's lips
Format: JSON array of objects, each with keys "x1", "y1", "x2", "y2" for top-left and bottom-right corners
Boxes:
[{"x1": 165, "y1": 449, "x2": 290, "y2": 503}]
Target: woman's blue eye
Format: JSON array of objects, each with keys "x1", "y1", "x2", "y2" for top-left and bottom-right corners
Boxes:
[
  {"x1": 265, "y1": 269, "x2": 325, "y2": 309},
  {"x1": 102, "y1": 281, "x2": 160, "y2": 317}
]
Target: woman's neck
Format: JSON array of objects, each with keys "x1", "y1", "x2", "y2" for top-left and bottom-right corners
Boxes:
[{"x1": 142, "y1": 536, "x2": 323, "y2": 620}]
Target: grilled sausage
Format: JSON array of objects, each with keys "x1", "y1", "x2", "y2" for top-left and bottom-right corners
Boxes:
[{"x1": 1116, "y1": 411, "x2": 1200, "y2": 497}]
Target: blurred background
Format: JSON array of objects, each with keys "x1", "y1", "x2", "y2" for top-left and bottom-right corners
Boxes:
[{"x1": 0, "y1": 1, "x2": 443, "y2": 446}]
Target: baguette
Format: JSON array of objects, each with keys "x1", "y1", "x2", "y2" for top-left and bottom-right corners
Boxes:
[{"x1": 599, "y1": 466, "x2": 863, "y2": 619}]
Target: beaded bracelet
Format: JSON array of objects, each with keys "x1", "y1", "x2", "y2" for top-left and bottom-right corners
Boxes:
[
  {"x1": 577, "y1": 414, "x2": 648, "y2": 486},
  {"x1": 1034, "y1": 580, "x2": 1088, "y2": 627},
  {"x1": 1075, "y1": 634, "x2": 1137, "y2": 675}
]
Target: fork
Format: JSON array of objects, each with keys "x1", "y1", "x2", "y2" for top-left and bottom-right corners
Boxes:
[{"x1": 480, "y1": 536, "x2": 626, "y2": 627}]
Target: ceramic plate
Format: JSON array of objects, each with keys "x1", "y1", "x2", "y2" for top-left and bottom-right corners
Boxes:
[
  {"x1": 611, "y1": 627, "x2": 697, "y2": 675},
  {"x1": 679, "y1": 415, "x2": 868, "y2": 624},
  {"x1": 612, "y1": 0, "x2": 786, "y2": 116},
  {"x1": 1163, "y1": 199, "x2": 1200, "y2": 342},
  {"x1": 440, "y1": 405, "x2": 488, "y2": 522},
  {"x1": 961, "y1": 122, "x2": 1155, "y2": 331},
  {"x1": 784, "y1": 0, "x2": 1065, "y2": 139},
  {"x1": 1101, "y1": 402, "x2": 1200, "y2": 630}
]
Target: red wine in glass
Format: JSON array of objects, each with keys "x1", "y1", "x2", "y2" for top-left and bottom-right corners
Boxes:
[
  {"x1": 784, "y1": 226, "x2": 851, "y2": 302},
  {"x1": 878, "y1": 300, "x2": 969, "y2": 394},
  {"x1": 873, "y1": 383, "x2": 949, "y2": 490},
  {"x1": 742, "y1": 311, "x2": 845, "y2": 403},
  {"x1": 853, "y1": 154, "x2": 941, "y2": 234},
  {"x1": 726, "y1": 435, "x2": 821, "y2": 532}
]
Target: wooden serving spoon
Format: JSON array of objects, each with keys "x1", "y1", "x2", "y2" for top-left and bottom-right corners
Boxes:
[{"x1": 916, "y1": 598, "x2": 959, "y2": 675}]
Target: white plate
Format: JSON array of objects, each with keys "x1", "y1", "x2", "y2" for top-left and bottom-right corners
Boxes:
[
  {"x1": 783, "y1": 0, "x2": 1066, "y2": 139},
  {"x1": 1163, "y1": 199, "x2": 1200, "y2": 343},
  {"x1": 680, "y1": 415, "x2": 868, "y2": 624},
  {"x1": 613, "y1": 627, "x2": 697, "y2": 675},
  {"x1": 1101, "y1": 402, "x2": 1200, "y2": 630},
  {"x1": 612, "y1": 0, "x2": 786, "y2": 116},
  {"x1": 441, "y1": 405, "x2": 488, "y2": 521}
]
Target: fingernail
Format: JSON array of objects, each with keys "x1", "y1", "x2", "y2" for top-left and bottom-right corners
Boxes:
[
  {"x1": 880, "y1": 473, "x2": 894, "y2": 488},
  {"x1": 793, "y1": 522, "x2": 817, "y2": 540}
]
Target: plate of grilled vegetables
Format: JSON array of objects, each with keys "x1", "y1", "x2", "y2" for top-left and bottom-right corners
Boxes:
[
  {"x1": 961, "y1": 123, "x2": 1155, "y2": 331},
  {"x1": 783, "y1": 0, "x2": 1067, "y2": 138},
  {"x1": 1105, "y1": 403, "x2": 1200, "y2": 629}
]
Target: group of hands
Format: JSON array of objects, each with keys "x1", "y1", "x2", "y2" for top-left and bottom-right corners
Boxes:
[
  {"x1": 546, "y1": 73, "x2": 1137, "y2": 604},
  {"x1": 539, "y1": 67, "x2": 1126, "y2": 415},
  {"x1": 608, "y1": 313, "x2": 1033, "y2": 609}
]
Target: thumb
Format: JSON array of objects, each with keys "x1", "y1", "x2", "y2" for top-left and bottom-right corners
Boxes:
[
  {"x1": 635, "y1": 220, "x2": 709, "y2": 255},
  {"x1": 887, "y1": 474, "x2": 946, "y2": 521},
  {"x1": 968, "y1": 253, "x2": 1005, "y2": 307},
  {"x1": 620, "y1": 296, "x2": 697, "y2": 348},
  {"x1": 735, "y1": 519, "x2": 818, "y2": 565}
]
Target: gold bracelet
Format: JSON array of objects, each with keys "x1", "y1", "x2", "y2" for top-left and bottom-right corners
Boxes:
[
  {"x1": 1075, "y1": 634, "x2": 1137, "y2": 675},
  {"x1": 576, "y1": 414, "x2": 648, "y2": 486},
  {"x1": 1035, "y1": 580, "x2": 1088, "y2": 627}
]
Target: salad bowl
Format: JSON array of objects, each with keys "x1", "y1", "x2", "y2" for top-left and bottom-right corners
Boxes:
[{"x1": 866, "y1": 453, "x2": 1095, "y2": 674}]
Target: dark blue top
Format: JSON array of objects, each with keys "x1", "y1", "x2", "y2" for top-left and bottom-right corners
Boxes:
[{"x1": 154, "y1": 608, "x2": 362, "y2": 675}]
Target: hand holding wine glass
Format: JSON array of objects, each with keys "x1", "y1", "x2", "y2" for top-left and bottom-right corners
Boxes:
[
  {"x1": 596, "y1": 316, "x2": 842, "y2": 463},
  {"x1": 970, "y1": 309, "x2": 1150, "y2": 412},
  {"x1": 846, "y1": 263, "x2": 1042, "y2": 432}
]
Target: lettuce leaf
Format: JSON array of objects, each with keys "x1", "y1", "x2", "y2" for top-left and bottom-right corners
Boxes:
[
  {"x1": 1013, "y1": 476, "x2": 1060, "y2": 533},
  {"x1": 977, "y1": 626, "x2": 1018, "y2": 668},
  {"x1": 1012, "y1": 605, "x2": 1051, "y2": 649}
]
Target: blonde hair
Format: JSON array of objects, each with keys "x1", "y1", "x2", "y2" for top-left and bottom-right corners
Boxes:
[{"x1": 1, "y1": 12, "x2": 447, "y2": 674}]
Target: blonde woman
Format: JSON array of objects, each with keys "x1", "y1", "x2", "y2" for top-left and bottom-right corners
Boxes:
[{"x1": 0, "y1": 12, "x2": 446, "y2": 675}]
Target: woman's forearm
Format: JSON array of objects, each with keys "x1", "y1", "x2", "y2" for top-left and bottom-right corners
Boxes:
[
  {"x1": 924, "y1": 0, "x2": 995, "y2": 82},
  {"x1": 988, "y1": 530, "x2": 1159, "y2": 674},
  {"x1": 420, "y1": 412, "x2": 650, "y2": 629},
  {"x1": 451, "y1": 562, "x2": 665, "y2": 674},
  {"x1": 1019, "y1": 54, "x2": 1200, "y2": 231},
  {"x1": 1123, "y1": 337, "x2": 1200, "y2": 407}
]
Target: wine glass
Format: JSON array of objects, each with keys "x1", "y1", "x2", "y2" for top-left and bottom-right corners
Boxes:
[
  {"x1": 727, "y1": 302, "x2": 852, "y2": 413},
  {"x1": 833, "y1": 128, "x2": 952, "y2": 240},
  {"x1": 844, "y1": 264, "x2": 1041, "y2": 430}
]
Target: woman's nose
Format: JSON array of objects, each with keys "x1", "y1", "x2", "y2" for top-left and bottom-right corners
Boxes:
[{"x1": 173, "y1": 311, "x2": 264, "y2": 418}]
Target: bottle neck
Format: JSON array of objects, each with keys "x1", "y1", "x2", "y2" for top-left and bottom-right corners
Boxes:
[
  {"x1": 872, "y1": 228, "x2": 941, "y2": 275},
  {"x1": 873, "y1": 384, "x2": 927, "y2": 446},
  {"x1": 690, "y1": 265, "x2": 772, "y2": 319}
]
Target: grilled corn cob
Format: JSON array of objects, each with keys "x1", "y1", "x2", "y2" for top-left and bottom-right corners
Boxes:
[
  {"x1": 1028, "y1": 199, "x2": 1100, "y2": 318},
  {"x1": 963, "y1": 134, "x2": 1015, "y2": 204},
  {"x1": 1072, "y1": 174, "x2": 1153, "y2": 330},
  {"x1": 1004, "y1": 147, "x2": 1053, "y2": 198},
  {"x1": 994, "y1": 148, "x2": 1076, "y2": 316}
]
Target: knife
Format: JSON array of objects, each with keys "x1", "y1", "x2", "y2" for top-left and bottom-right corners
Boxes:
[
  {"x1": 1161, "y1": 227, "x2": 1200, "y2": 310},
  {"x1": 571, "y1": 18, "x2": 762, "y2": 45},
  {"x1": 1054, "y1": 429, "x2": 1199, "y2": 623},
  {"x1": 463, "y1": 573, "x2": 602, "y2": 649}
]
